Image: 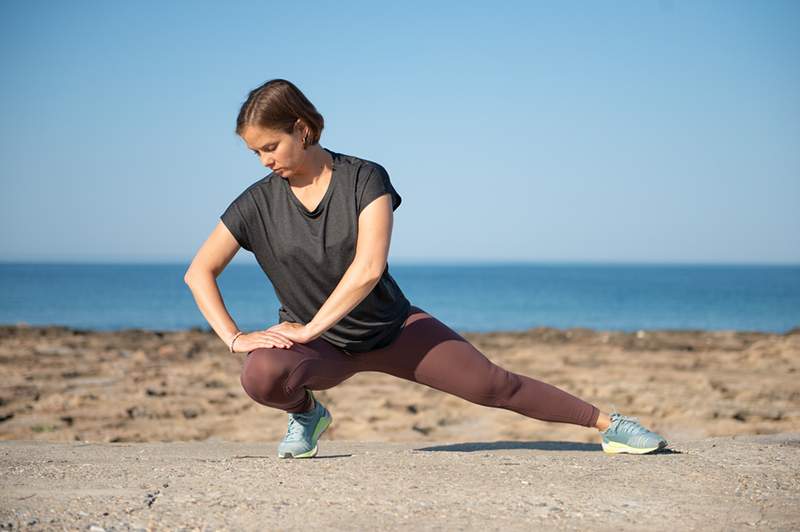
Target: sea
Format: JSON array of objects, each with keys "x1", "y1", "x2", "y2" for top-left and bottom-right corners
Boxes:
[{"x1": 1, "y1": 262, "x2": 798, "y2": 334}]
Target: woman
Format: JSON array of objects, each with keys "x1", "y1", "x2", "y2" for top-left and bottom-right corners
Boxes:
[{"x1": 184, "y1": 79, "x2": 668, "y2": 458}]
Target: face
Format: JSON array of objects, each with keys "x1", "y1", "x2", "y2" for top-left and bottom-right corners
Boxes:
[{"x1": 240, "y1": 120, "x2": 307, "y2": 176}]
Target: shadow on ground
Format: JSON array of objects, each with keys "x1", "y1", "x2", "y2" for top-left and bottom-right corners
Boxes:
[
  {"x1": 415, "y1": 441, "x2": 682, "y2": 454},
  {"x1": 415, "y1": 441, "x2": 602, "y2": 452}
]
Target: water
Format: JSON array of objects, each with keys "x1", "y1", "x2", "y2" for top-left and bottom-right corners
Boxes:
[{"x1": 1, "y1": 262, "x2": 798, "y2": 334}]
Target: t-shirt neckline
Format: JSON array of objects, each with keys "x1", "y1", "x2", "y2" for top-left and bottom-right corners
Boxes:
[{"x1": 282, "y1": 147, "x2": 337, "y2": 217}]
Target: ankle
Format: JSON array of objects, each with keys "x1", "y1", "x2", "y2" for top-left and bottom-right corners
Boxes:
[{"x1": 595, "y1": 412, "x2": 611, "y2": 432}]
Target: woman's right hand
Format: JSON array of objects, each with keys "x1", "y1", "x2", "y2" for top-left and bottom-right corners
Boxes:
[{"x1": 232, "y1": 330, "x2": 295, "y2": 352}]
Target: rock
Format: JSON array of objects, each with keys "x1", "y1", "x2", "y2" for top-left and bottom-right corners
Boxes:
[
  {"x1": 411, "y1": 424, "x2": 432, "y2": 435},
  {"x1": 157, "y1": 345, "x2": 177, "y2": 356}
]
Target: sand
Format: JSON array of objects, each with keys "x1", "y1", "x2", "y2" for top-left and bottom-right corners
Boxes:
[{"x1": 1, "y1": 324, "x2": 798, "y2": 445}]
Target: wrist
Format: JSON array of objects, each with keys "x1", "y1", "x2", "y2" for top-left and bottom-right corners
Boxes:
[
  {"x1": 227, "y1": 330, "x2": 244, "y2": 352},
  {"x1": 303, "y1": 322, "x2": 323, "y2": 342}
]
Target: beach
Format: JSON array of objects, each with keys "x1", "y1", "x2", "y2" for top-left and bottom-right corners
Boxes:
[{"x1": 1, "y1": 324, "x2": 798, "y2": 445}]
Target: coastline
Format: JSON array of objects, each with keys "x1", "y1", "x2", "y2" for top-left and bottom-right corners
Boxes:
[{"x1": 1, "y1": 324, "x2": 798, "y2": 444}]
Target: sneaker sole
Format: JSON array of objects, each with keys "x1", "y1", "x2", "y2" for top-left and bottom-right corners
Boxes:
[
  {"x1": 602, "y1": 439, "x2": 667, "y2": 455},
  {"x1": 277, "y1": 413, "x2": 332, "y2": 459}
]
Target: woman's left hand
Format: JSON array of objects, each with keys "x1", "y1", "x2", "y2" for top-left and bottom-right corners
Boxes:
[{"x1": 266, "y1": 321, "x2": 316, "y2": 344}]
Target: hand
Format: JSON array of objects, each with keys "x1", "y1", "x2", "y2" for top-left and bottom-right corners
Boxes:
[
  {"x1": 265, "y1": 321, "x2": 316, "y2": 344},
  {"x1": 231, "y1": 329, "x2": 295, "y2": 353}
]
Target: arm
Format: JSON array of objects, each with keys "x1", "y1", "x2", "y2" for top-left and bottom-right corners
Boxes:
[
  {"x1": 274, "y1": 193, "x2": 395, "y2": 343},
  {"x1": 184, "y1": 221, "x2": 293, "y2": 351}
]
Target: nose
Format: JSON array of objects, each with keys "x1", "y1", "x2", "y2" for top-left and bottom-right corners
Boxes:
[{"x1": 259, "y1": 153, "x2": 274, "y2": 168}]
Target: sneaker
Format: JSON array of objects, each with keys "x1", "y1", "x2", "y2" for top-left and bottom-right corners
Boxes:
[
  {"x1": 601, "y1": 412, "x2": 668, "y2": 455},
  {"x1": 277, "y1": 389, "x2": 332, "y2": 459}
]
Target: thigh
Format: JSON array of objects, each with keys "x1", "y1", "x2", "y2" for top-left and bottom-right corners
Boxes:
[
  {"x1": 245, "y1": 336, "x2": 364, "y2": 392},
  {"x1": 358, "y1": 306, "x2": 500, "y2": 393}
]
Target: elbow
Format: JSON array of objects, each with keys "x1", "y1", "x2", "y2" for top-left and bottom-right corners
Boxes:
[
  {"x1": 184, "y1": 267, "x2": 215, "y2": 285},
  {"x1": 183, "y1": 266, "x2": 197, "y2": 285},
  {"x1": 362, "y1": 262, "x2": 386, "y2": 285},
  {"x1": 351, "y1": 254, "x2": 386, "y2": 285}
]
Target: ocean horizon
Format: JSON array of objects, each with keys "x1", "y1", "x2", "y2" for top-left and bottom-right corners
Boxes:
[{"x1": 1, "y1": 261, "x2": 798, "y2": 334}]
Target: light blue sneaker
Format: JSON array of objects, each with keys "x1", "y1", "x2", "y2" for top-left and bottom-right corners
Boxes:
[
  {"x1": 277, "y1": 389, "x2": 332, "y2": 459},
  {"x1": 601, "y1": 412, "x2": 668, "y2": 454}
]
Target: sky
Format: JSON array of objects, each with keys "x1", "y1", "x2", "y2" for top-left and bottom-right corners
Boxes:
[{"x1": 1, "y1": 0, "x2": 798, "y2": 265}]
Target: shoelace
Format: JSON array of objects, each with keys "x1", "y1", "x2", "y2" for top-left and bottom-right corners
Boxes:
[
  {"x1": 611, "y1": 413, "x2": 649, "y2": 435},
  {"x1": 285, "y1": 412, "x2": 312, "y2": 440}
]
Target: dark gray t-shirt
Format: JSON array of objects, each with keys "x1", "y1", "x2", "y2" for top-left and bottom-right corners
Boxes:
[{"x1": 220, "y1": 147, "x2": 411, "y2": 353}]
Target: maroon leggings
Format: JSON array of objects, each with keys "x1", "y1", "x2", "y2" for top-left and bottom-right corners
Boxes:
[{"x1": 240, "y1": 306, "x2": 600, "y2": 428}]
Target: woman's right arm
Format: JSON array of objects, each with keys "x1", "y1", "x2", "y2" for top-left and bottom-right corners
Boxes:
[{"x1": 183, "y1": 221, "x2": 293, "y2": 352}]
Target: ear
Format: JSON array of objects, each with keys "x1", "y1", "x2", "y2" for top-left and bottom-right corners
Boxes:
[{"x1": 294, "y1": 118, "x2": 309, "y2": 138}]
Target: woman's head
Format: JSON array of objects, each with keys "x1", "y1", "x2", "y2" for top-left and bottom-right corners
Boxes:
[{"x1": 236, "y1": 79, "x2": 325, "y2": 175}]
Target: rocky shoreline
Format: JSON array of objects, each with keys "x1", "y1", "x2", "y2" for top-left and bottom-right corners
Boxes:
[{"x1": 1, "y1": 324, "x2": 798, "y2": 444}]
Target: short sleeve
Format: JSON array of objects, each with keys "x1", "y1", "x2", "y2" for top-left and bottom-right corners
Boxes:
[
  {"x1": 357, "y1": 164, "x2": 402, "y2": 215},
  {"x1": 220, "y1": 195, "x2": 253, "y2": 252}
]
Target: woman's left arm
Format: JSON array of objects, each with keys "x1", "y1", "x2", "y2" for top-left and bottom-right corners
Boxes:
[{"x1": 267, "y1": 193, "x2": 395, "y2": 343}]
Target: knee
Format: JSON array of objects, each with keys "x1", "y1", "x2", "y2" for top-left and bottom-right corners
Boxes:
[
  {"x1": 476, "y1": 366, "x2": 521, "y2": 407},
  {"x1": 239, "y1": 348, "x2": 294, "y2": 404}
]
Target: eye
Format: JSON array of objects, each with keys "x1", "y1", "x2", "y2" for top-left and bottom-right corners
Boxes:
[{"x1": 251, "y1": 144, "x2": 276, "y2": 155}]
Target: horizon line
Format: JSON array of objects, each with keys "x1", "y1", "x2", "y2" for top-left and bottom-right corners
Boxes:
[{"x1": 1, "y1": 259, "x2": 799, "y2": 267}]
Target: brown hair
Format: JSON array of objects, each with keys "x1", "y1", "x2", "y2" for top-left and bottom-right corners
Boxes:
[{"x1": 235, "y1": 79, "x2": 325, "y2": 148}]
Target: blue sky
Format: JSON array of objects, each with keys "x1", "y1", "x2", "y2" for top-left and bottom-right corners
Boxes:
[{"x1": 1, "y1": 0, "x2": 798, "y2": 264}]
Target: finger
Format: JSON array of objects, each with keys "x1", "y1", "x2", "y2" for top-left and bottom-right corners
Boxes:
[
  {"x1": 265, "y1": 331, "x2": 294, "y2": 345},
  {"x1": 263, "y1": 332, "x2": 292, "y2": 348},
  {"x1": 261, "y1": 341, "x2": 287, "y2": 350},
  {"x1": 261, "y1": 328, "x2": 287, "y2": 339}
]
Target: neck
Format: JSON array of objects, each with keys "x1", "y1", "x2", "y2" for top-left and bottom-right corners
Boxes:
[{"x1": 289, "y1": 145, "x2": 333, "y2": 187}]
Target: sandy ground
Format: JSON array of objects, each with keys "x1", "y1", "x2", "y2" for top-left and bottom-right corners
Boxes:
[
  {"x1": 1, "y1": 433, "x2": 799, "y2": 530},
  {"x1": 1, "y1": 324, "x2": 798, "y2": 446}
]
